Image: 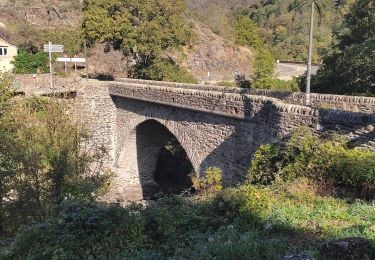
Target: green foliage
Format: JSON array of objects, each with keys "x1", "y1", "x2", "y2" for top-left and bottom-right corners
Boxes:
[
  {"x1": 252, "y1": 47, "x2": 276, "y2": 89},
  {"x1": 235, "y1": 15, "x2": 277, "y2": 89},
  {"x1": 248, "y1": 127, "x2": 375, "y2": 199},
  {"x1": 131, "y1": 58, "x2": 197, "y2": 84},
  {"x1": 11, "y1": 23, "x2": 83, "y2": 56},
  {"x1": 83, "y1": 0, "x2": 194, "y2": 79},
  {"x1": 197, "y1": 167, "x2": 223, "y2": 195},
  {"x1": 0, "y1": 73, "x2": 14, "y2": 115},
  {"x1": 312, "y1": 0, "x2": 375, "y2": 95},
  {"x1": 269, "y1": 78, "x2": 300, "y2": 92},
  {"x1": 41, "y1": 26, "x2": 84, "y2": 56},
  {"x1": 187, "y1": 0, "x2": 355, "y2": 62},
  {"x1": 235, "y1": 16, "x2": 262, "y2": 48},
  {"x1": 249, "y1": 0, "x2": 355, "y2": 62},
  {"x1": 12, "y1": 50, "x2": 49, "y2": 74},
  {"x1": 9, "y1": 183, "x2": 375, "y2": 259},
  {"x1": 0, "y1": 93, "x2": 112, "y2": 235},
  {"x1": 248, "y1": 143, "x2": 283, "y2": 185},
  {"x1": 11, "y1": 201, "x2": 146, "y2": 259}
]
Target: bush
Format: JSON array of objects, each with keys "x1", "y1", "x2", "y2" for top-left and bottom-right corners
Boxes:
[
  {"x1": 0, "y1": 72, "x2": 14, "y2": 115},
  {"x1": 0, "y1": 96, "x2": 112, "y2": 234},
  {"x1": 219, "y1": 81, "x2": 236, "y2": 88},
  {"x1": 11, "y1": 201, "x2": 147, "y2": 259},
  {"x1": 131, "y1": 58, "x2": 198, "y2": 84},
  {"x1": 269, "y1": 78, "x2": 300, "y2": 92},
  {"x1": 12, "y1": 50, "x2": 49, "y2": 74},
  {"x1": 9, "y1": 182, "x2": 375, "y2": 259},
  {"x1": 248, "y1": 128, "x2": 375, "y2": 199},
  {"x1": 197, "y1": 167, "x2": 223, "y2": 196},
  {"x1": 248, "y1": 143, "x2": 283, "y2": 185}
]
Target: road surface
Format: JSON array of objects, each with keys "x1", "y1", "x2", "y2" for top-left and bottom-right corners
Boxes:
[{"x1": 276, "y1": 63, "x2": 320, "y2": 81}]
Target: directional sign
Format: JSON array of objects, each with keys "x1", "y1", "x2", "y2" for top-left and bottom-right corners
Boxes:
[
  {"x1": 71, "y1": 57, "x2": 86, "y2": 63},
  {"x1": 56, "y1": 57, "x2": 86, "y2": 63},
  {"x1": 44, "y1": 42, "x2": 65, "y2": 89},
  {"x1": 43, "y1": 44, "x2": 64, "y2": 53},
  {"x1": 56, "y1": 57, "x2": 71, "y2": 62}
]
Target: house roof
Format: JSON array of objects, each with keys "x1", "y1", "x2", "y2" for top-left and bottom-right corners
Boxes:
[{"x1": 0, "y1": 29, "x2": 17, "y2": 48}]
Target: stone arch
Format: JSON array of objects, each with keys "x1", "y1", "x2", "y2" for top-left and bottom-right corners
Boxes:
[{"x1": 114, "y1": 119, "x2": 196, "y2": 201}]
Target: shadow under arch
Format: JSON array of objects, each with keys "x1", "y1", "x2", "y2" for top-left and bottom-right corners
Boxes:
[{"x1": 119, "y1": 119, "x2": 195, "y2": 200}]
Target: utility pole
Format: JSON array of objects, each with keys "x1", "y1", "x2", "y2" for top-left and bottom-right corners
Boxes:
[
  {"x1": 305, "y1": 1, "x2": 315, "y2": 106},
  {"x1": 84, "y1": 39, "x2": 89, "y2": 79}
]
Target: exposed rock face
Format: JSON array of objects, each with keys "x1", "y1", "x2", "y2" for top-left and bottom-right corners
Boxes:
[
  {"x1": 87, "y1": 44, "x2": 128, "y2": 78},
  {"x1": 173, "y1": 25, "x2": 253, "y2": 82},
  {"x1": 319, "y1": 237, "x2": 375, "y2": 259},
  {"x1": 1, "y1": 0, "x2": 83, "y2": 26}
]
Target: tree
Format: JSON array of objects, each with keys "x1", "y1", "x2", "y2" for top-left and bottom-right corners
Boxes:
[
  {"x1": 235, "y1": 16, "x2": 275, "y2": 89},
  {"x1": 247, "y1": 0, "x2": 354, "y2": 62},
  {"x1": 82, "y1": 0, "x2": 194, "y2": 74},
  {"x1": 235, "y1": 16, "x2": 263, "y2": 48},
  {"x1": 312, "y1": 0, "x2": 375, "y2": 95}
]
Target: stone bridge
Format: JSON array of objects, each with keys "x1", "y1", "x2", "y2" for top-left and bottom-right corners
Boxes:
[{"x1": 45, "y1": 78, "x2": 375, "y2": 202}]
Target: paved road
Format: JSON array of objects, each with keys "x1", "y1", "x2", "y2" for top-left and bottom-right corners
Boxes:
[{"x1": 276, "y1": 63, "x2": 320, "y2": 81}]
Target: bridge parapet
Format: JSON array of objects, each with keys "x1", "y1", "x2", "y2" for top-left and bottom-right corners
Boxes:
[
  {"x1": 116, "y1": 78, "x2": 375, "y2": 113},
  {"x1": 109, "y1": 81, "x2": 375, "y2": 127}
]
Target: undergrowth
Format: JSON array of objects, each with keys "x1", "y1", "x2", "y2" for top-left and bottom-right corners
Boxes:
[
  {"x1": 4, "y1": 128, "x2": 375, "y2": 259},
  {"x1": 6, "y1": 180, "x2": 375, "y2": 259}
]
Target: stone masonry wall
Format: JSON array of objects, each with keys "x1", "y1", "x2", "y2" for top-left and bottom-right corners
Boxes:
[
  {"x1": 117, "y1": 78, "x2": 375, "y2": 113},
  {"x1": 72, "y1": 80, "x2": 117, "y2": 164},
  {"x1": 23, "y1": 78, "x2": 375, "y2": 202},
  {"x1": 108, "y1": 81, "x2": 375, "y2": 201}
]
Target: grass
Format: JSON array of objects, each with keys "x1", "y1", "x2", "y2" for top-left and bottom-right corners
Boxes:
[
  {"x1": 5, "y1": 178, "x2": 375, "y2": 259},
  {"x1": 249, "y1": 180, "x2": 375, "y2": 241}
]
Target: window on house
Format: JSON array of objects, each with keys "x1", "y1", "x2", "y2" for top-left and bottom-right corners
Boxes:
[{"x1": 0, "y1": 47, "x2": 8, "y2": 56}]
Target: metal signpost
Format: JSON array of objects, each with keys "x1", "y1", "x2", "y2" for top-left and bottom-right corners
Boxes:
[{"x1": 43, "y1": 42, "x2": 64, "y2": 89}]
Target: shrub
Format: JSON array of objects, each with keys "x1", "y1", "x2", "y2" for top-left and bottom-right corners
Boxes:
[
  {"x1": 12, "y1": 50, "x2": 49, "y2": 74},
  {"x1": 269, "y1": 78, "x2": 300, "y2": 92},
  {"x1": 0, "y1": 96, "x2": 112, "y2": 234},
  {"x1": 131, "y1": 58, "x2": 198, "y2": 84},
  {"x1": 248, "y1": 128, "x2": 375, "y2": 199},
  {"x1": 11, "y1": 201, "x2": 147, "y2": 259},
  {"x1": 334, "y1": 149, "x2": 375, "y2": 199},
  {"x1": 219, "y1": 81, "x2": 236, "y2": 88},
  {"x1": 234, "y1": 73, "x2": 251, "y2": 88},
  {"x1": 248, "y1": 143, "x2": 283, "y2": 185},
  {"x1": 197, "y1": 167, "x2": 223, "y2": 196},
  {"x1": 0, "y1": 72, "x2": 14, "y2": 115}
]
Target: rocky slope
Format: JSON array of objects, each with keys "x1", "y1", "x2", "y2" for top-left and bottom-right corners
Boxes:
[
  {"x1": 175, "y1": 25, "x2": 253, "y2": 82},
  {"x1": 0, "y1": 0, "x2": 253, "y2": 81}
]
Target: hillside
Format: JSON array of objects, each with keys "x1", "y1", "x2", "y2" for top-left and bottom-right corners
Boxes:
[
  {"x1": 0, "y1": 0, "x2": 355, "y2": 82},
  {"x1": 0, "y1": 0, "x2": 253, "y2": 82},
  {"x1": 186, "y1": 0, "x2": 354, "y2": 62},
  {"x1": 174, "y1": 25, "x2": 253, "y2": 82},
  {"x1": 0, "y1": 0, "x2": 82, "y2": 27}
]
